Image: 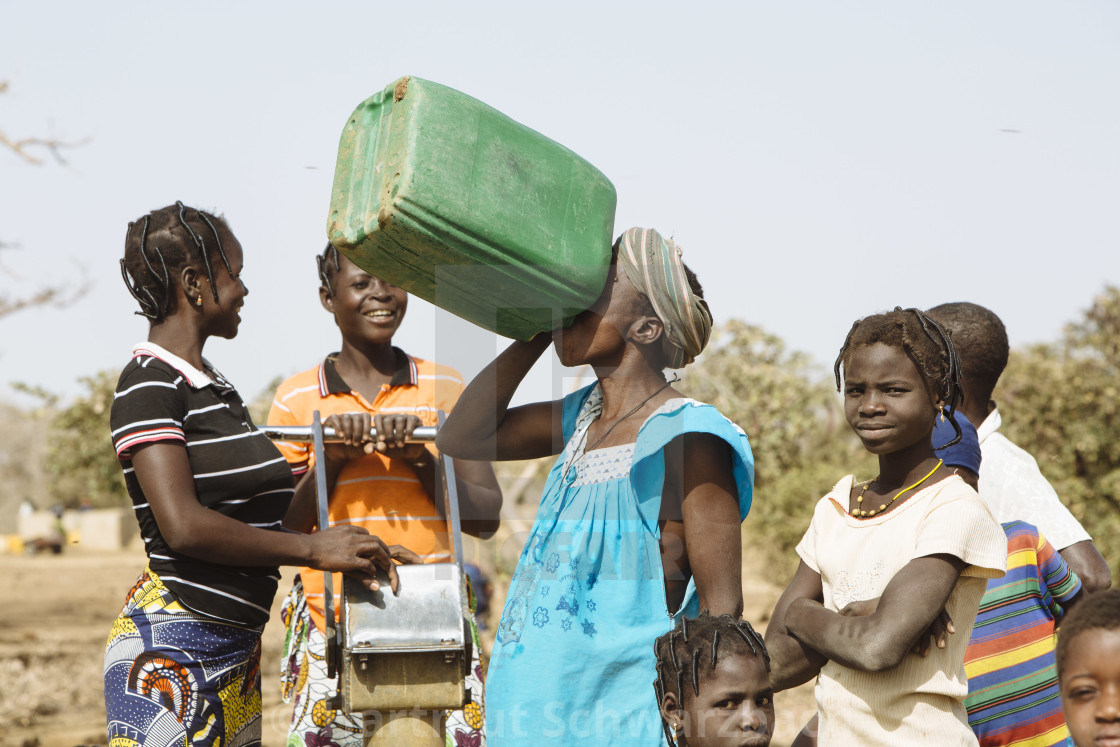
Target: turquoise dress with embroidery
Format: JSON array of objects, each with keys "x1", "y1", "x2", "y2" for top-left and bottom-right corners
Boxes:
[{"x1": 485, "y1": 383, "x2": 755, "y2": 745}]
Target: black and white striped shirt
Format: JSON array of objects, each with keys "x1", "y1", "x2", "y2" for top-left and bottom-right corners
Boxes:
[{"x1": 110, "y1": 342, "x2": 294, "y2": 626}]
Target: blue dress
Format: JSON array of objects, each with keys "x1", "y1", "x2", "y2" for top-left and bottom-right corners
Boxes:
[{"x1": 485, "y1": 384, "x2": 755, "y2": 745}]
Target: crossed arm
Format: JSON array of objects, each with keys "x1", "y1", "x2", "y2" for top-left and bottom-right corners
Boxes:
[{"x1": 766, "y1": 554, "x2": 967, "y2": 691}]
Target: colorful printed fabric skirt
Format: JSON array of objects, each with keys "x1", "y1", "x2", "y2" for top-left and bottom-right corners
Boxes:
[
  {"x1": 104, "y1": 568, "x2": 265, "y2": 747},
  {"x1": 279, "y1": 577, "x2": 487, "y2": 747}
]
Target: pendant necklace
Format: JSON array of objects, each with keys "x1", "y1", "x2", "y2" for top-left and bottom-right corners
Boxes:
[{"x1": 562, "y1": 378, "x2": 675, "y2": 483}]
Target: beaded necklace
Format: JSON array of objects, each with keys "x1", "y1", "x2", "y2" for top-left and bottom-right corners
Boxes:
[{"x1": 853, "y1": 459, "x2": 943, "y2": 518}]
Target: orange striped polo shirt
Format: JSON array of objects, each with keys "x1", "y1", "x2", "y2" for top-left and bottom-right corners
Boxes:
[{"x1": 267, "y1": 349, "x2": 464, "y2": 632}]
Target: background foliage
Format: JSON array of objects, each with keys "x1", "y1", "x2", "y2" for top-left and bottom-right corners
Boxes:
[
  {"x1": 36, "y1": 371, "x2": 124, "y2": 509},
  {"x1": 681, "y1": 320, "x2": 875, "y2": 582},
  {"x1": 996, "y1": 285, "x2": 1120, "y2": 577}
]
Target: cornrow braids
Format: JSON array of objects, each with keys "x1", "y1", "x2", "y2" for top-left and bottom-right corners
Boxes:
[
  {"x1": 317, "y1": 242, "x2": 343, "y2": 296},
  {"x1": 120, "y1": 203, "x2": 232, "y2": 322},
  {"x1": 834, "y1": 307, "x2": 965, "y2": 450},
  {"x1": 653, "y1": 612, "x2": 770, "y2": 746}
]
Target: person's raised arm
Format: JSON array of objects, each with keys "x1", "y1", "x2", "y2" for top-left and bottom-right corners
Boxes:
[
  {"x1": 436, "y1": 334, "x2": 564, "y2": 462},
  {"x1": 134, "y1": 442, "x2": 419, "y2": 592},
  {"x1": 765, "y1": 560, "x2": 829, "y2": 692},
  {"x1": 783, "y1": 553, "x2": 967, "y2": 673}
]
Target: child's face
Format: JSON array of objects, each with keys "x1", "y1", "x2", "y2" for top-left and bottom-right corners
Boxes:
[
  {"x1": 1061, "y1": 628, "x2": 1120, "y2": 747},
  {"x1": 322, "y1": 254, "x2": 408, "y2": 346},
  {"x1": 843, "y1": 343, "x2": 939, "y2": 455},
  {"x1": 670, "y1": 653, "x2": 773, "y2": 747}
]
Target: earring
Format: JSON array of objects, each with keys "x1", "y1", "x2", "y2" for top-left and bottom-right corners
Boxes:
[
  {"x1": 195, "y1": 296, "x2": 203, "y2": 307},
  {"x1": 939, "y1": 404, "x2": 945, "y2": 422}
]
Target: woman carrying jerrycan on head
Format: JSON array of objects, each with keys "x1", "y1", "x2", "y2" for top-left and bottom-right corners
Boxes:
[
  {"x1": 765, "y1": 307, "x2": 1007, "y2": 747},
  {"x1": 437, "y1": 227, "x2": 756, "y2": 745},
  {"x1": 105, "y1": 204, "x2": 414, "y2": 747}
]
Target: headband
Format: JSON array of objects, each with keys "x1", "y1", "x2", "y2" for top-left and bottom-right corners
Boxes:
[{"x1": 616, "y1": 227, "x2": 712, "y2": 368}]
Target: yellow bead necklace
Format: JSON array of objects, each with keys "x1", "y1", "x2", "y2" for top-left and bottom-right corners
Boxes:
[{"x1": 854, "y1": 459, "x2": 943, "y2": 518}]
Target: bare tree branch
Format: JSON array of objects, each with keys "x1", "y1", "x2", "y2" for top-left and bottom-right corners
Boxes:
[
  {"x1": 0, "y1": 79, "x2": 89, "y2": 166},
  {"x1": 0, "y1": 129, "x2": 89, "y2": 166},
  {"x1": 0, "y1": 79, "x2": 93, "y2": 315},
  {"x1": 0, "y1": 279, "x2": 91, "y2": 319}
]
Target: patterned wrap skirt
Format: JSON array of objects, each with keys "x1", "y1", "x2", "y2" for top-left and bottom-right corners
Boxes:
[
  {"x1": 104, "y1": 568, "x2": 264, "y2": 747},
  {"x1": 279, "y1": 576, "x2": 487, "y2": 747}
]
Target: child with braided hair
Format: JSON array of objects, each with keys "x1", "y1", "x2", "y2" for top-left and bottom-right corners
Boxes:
[
  {"x1": 765, "y1": 307, "x2": 1007, "y2": 747},
  {"x1": 105, "y1": 203, "x2": 415, "y2": 747},
  {"x1": 654, "y1": 613, "x2": 774, "y2": 747}
]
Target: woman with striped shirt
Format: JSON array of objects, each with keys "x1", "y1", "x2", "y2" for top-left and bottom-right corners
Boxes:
[{"x1": 105, "y1": 203, "x2": 418, "y2": 747}]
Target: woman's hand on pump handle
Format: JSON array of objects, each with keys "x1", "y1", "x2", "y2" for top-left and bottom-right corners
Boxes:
[
  {"x1": 310, "y1": 524, "x2": 422, "y2": 595},
  {"x1": 324, "y1": 412, "x2": 429, "y2": 464}
]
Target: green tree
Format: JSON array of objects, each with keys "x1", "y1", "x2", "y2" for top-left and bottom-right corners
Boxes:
[
  {"x1": 996, "y1": 286, "x2": 1120, "y2": 576},
  {"x1": 38, "y1": 370, "x2": 126, "y2": 509},
  {"x1": 680, "y1": 320, "x2": 874, "y2": 580}
]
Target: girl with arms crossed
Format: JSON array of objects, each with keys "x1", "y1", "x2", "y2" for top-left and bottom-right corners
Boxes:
[{"x1": 765, "y1": 308, "x2": 1006, "y2": 746}]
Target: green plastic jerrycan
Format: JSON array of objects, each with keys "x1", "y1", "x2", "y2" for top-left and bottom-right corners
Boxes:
[{"x1": 327, "y1": 76, "x2": 617, "y2": 340}]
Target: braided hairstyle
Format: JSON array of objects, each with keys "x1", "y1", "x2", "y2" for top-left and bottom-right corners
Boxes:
[
  {"x1": 652, "y1": 612, "x2": 770, "y2": 746},
  {"x1": 1056, "y1": 588, "x2": 1120, "y2": 678},
  {"x1": 316, "y1": 242, "x2": 343, "y2": 297},
  {"x1": 834, "y1": 307, "x2": 964, "y2": 450},
  {"x1": 120, "y1": 202, "x2": 233, "y2": 322}
]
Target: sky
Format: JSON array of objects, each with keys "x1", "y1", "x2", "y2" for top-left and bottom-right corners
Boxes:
[{"x1": 2, "y1": 1, "x2": 1118, "y2": 410}]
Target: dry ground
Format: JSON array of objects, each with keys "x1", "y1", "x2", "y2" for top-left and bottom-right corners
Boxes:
[{"x1": 0, "y1": 547, "x2": 814, "y2": 747}]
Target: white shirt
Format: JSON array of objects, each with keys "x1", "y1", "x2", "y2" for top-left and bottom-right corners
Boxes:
[{"x1": 977, "y1": 407, "x2": 1091, "y2": 550}]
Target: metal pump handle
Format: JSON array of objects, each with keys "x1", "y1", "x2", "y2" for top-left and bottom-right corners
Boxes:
[
  {"x1": 310, "y1": 412, "x2": 338, "y2": 681},
  {"x1": 260, "y1": 425, "x2": 438, "y2": 443}
]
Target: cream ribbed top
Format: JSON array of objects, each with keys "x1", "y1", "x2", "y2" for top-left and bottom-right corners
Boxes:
[{"x1": 796, "y1": 474, "x2": 1006, "y2": 747}]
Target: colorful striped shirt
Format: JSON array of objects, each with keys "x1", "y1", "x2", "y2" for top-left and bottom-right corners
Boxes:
[
  {"x1": 268, "y1": 350, "x2": 463, "y2": 633},
  {"x1": 965, "y1": 520, "x2": 1083, "y2": 746},
  {"x1": 110, "y1": 342, "x2": 296, "y2": 626}
]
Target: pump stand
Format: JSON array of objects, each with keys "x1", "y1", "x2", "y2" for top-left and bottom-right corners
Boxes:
[{"x1": 267, "y1": 413, "x2": 472, "y2": 747}]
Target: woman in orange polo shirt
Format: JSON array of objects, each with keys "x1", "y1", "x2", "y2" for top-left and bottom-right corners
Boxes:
[{"x1": 268, "y1": 244, "x2": 502, "y2": 747}]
